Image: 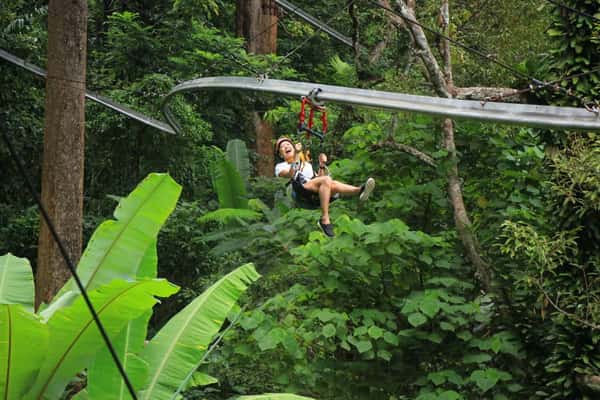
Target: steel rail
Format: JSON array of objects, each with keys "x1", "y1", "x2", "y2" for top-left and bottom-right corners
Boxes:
[
  {"x1": 162, "y1": 76, "x2": 600, "y2": 134},
  {"x1": 274, "y1": 0, "x2": 359, "y2": 49},
  {"x1": 0, "y1": 48, "x2": 176, "y2": 135}
]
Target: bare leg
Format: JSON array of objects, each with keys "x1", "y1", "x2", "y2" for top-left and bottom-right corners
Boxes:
[
  {"x1": 303, "y1": 176, "x2": 362, "y2": 223},
  {"x1": 303, "y1": 176, "x2": 333, "y2": 223},
  {"x1": 331, "y1": 180, "x2": 361, "y2": 196}
]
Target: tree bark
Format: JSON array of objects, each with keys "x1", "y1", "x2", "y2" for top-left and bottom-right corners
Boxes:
[
  {"x1": 442, "y1": 118, "x2": 492, "y2": 289},
  {"x1": 393, "y1": 0, "x2": 493, "y2": 291},
  {"x1": 454, "y1": 86, "x2": 524, "y2": 102},
  {"x1": 236, "y1": 0, "x2": 278, "y2": 176},
  {"x1": 236, "y1": 0, "x2": 278, "y2": 54},
  {"x1": 396, "y1": 1, "x2": 450, "y2": 98},
  {"x1": 36, "y1": 0, "x2": 88, "y2": 308}
]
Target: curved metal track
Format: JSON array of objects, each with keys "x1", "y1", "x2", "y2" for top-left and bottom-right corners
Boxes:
[
  {"x1": 162, "y1": 76, "x2": 600, "y2": 134},
  {"x1": 0, "y1": 48, "x2": 175, "y2": 135}
]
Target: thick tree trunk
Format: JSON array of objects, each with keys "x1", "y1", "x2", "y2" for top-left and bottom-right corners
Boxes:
[
  {"x1": 236, "y1": 0, "x2": 278, "y2": 54},
  {"x1": 236, "y1": 0, "x2": 278, "y2": 176},
  {"x1": 36, "y1": 0, "x2": 87, "y2": 308},
  {"x1": 252, "y1": 112, "x2": 277, "y2": 176}
]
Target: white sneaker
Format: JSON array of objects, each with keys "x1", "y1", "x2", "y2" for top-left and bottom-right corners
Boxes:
[{"x1": 359, "y1": 178, "x2": 375, "y2": 201}]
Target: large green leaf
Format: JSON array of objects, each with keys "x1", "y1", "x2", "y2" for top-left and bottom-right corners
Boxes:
[
  {"x1": 0, "y1": 305, "x2": 48, "y2": 400},
  {"x1": 26, "y1": 279, "x2": 179, "y2": 400},
  {"x1": 138, "y1": 263, "x2": 261, "y2": 400},
  {"x1": 56, "y1": 173, "x2": 181, "y2": 299},
  {"x1": 0, "y1": 254, "x2": 34, "y2": 311},
  {"x1": 231, "y1": 395, "x2": 315, "y2": 400},
  {"x1": 213, "y1": 158, "x2": 248, "y2": 209},
  {"x1": 226, "y1": 139, "x2": 250, "y2": 186},
  {"x1": 87, "y1": 311, "x2": 151, "y2": 400},
  {"x1": 86, "y1": 242, "x2": 158, "y2": 400}
]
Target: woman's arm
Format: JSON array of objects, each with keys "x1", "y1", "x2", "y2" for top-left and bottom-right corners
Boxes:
[
  {"x1": 317, "y1": 153, "x2": 328, "y2": 176},
  {"x1": 277, "y1": 162, "x2": 299, "y2": 178}
]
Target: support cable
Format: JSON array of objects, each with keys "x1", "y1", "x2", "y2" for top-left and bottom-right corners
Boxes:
[
  {"x1": 370, "y1": 0, "x2": 596, "y2": 107},
  {"x1": 371, "y1": 0, "x2": 532, "y2": 80},
  {"x1": 266, "y1": 0, "x2": 357, "y2": 76},
  {"x1": 0, "y1": 126, "x2": 139, "y2": 400},
  {"x1": 544, "y1": 0, "x2": 600, "y2": 23}
]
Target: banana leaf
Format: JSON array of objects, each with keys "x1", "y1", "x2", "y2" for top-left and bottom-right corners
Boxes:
[
  {"x1": 26, "y1": 279, "x2": 179, "y2": 400},
  {"x1": 0, "y1": 254, "x2": 34, "y2": 311},
  {"x1": 0, "y1": 304, "x2": 48, "y2": 400},
  {"x1": 138, "y1": 263, "x2": 260, "y2": 400},
  {"x1": 71, "y1": 389, "x2": 88, "y2": 399},
  {"x1": 87, "y1": 311, "x2": 151, "y2": 400},
  {"x1": 213, "y1": 157, "x2": 248, "y2": 209},
  {"x1": 226, "y1": 139, "x2": 250, "y2": 186},
  {"x1": 85, "y1": 242, "x2": 157, "y2": 399},
  {"x1": 54, "y1": 173, "x2": 181, "y2": 302}
]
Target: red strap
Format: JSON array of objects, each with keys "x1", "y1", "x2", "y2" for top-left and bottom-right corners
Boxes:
[{"x1": 298, "y1": 96, "x2": 328, "y2": 138}]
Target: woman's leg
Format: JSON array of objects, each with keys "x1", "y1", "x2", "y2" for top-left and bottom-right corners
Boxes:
[
  {"x1": 331, "y1": 180, "x2": 361, "y2": 196},
  {"x1": 303, "y1": 176, "x2": 333, "y2": 223},
  {"x1": 303, "y1": 176, "x2": 362, "y2": 223}
]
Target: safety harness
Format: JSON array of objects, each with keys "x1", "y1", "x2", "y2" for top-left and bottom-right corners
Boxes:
[{"x1": 286, "y1": 89, "x2": 338, "y2": 209}]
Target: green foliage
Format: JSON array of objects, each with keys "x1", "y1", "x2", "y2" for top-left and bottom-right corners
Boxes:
[
  {"x1": 545, "y1": 0, "x2": 600, "y2": 106},
  {"x1": 214, "y1": 217, "x2": 524, "y2": 399},
  {"x1": 56, "y1": 173, "x2": 182, "y2": 298},
  {"x1": 227, "y1": 139, "x2": 251, "y2": 186},
  {"x1": 0, "y1": 303, "x2": 48, "y2": 400},
  {"x1": 212, "y1": 155, "x2": 249, "y2": 210},
  {"x1": 138, "y1": 264, "x2": 260, "y2": 400},
  {"x1": 0, "y1": 253, "x2": 34, "y2": 311}
]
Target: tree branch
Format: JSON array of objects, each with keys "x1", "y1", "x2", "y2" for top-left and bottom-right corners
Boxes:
[
  {"x1": 387, "y1": 0, "x2": 493, "y2": 291},
  {"x1": 535, "y1": 279, "x2": 600, "y2": 330},
  {"x1": 395, "y1": 0, "x2": 450, "y2": 97},
  {"x1": 438, "y1": 0, "x2": 453, "y2": 88},
  {"x1": 372, "y1": 139, "x2": 437, "y2": 167},
  {"x1": 454, "y1": 86, "x2": 524, "y2": 102}
]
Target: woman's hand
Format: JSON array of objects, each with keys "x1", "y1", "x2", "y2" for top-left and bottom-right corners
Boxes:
[{"x1": 318, "y1": 153, "x2": 327, "y2": 167}]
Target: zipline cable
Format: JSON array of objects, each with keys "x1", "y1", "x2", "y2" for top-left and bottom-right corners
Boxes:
[
  {"x1": 0, "y1": 126, "x2": 139, "y2": 400},
  {"x1": 370, "y1": 0, "x2": 596, "y2": 107},
  {"x1": 544, "y1": 0, "x2": 600, "y2": 23}
]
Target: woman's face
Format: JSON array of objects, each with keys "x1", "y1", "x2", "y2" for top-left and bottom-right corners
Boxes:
[{"x1": 279, "y1": 141, "x2": 295, "y2": 161}]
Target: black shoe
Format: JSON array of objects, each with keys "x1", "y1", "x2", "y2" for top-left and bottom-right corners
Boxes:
[
  {"x1": 318, "y1": 219, "x2": 335, "y2": 237},
  {"x1": 359, "y1": 178, "x2": 375, "y2": 201}
]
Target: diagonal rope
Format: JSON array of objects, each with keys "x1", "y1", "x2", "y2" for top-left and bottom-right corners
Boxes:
[
  {"x1": 544, "y1": 0, "x2": 600, "y2": 23},
  {"x1": 371, "y1": 0, "x2": 532, "y2": 80},
  {"x1": 265, "y1": 0, "x2": 358, "y2": 76},
  {"x1": 371, "y1": 0, "x2": 596, "y2": 108},
  {"x1": 0, "y1": 126, "x2": 139, "y2": 399}
]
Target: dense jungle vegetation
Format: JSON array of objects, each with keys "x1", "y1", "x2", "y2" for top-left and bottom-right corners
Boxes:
[{"x1": 0, "y1": 0, "x2": 599, "y2": 399}]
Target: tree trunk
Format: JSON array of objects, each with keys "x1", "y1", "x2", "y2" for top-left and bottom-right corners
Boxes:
[
  {"x1": 393, "y1": 0, "x2": 493, "y2": 291},
  {"x1": 236, "y1": 0, "x2": 278, "y2": 176},
  {"x1": 36, "y1": 0, "x2": 88, "y2": 309}
]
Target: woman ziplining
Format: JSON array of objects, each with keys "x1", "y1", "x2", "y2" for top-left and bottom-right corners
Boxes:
[{"x1": 274, "y1": 93, "x2": 375, "y2": 238}]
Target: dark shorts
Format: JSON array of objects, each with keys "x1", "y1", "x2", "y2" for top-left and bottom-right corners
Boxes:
[
  {"x1": 290, "y1": 174, "x2": 338, "y2": 208},
  {"x1": 291, "y1": 177, "x2": 320, "y2": 206}
]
